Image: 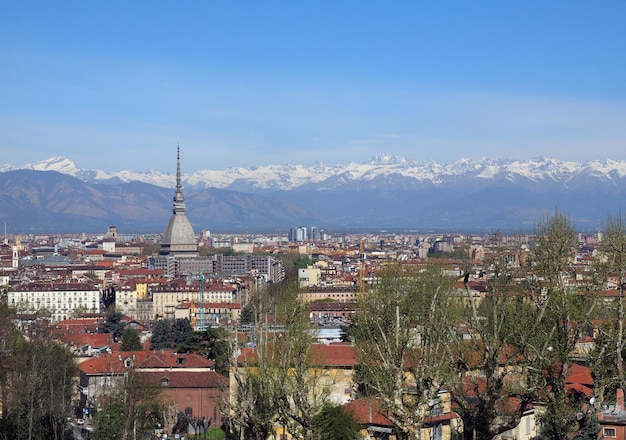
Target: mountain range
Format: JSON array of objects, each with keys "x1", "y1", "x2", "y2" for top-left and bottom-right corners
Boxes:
[{"x1": 1, "y1": 155, "x2": 626, "y2": 233}]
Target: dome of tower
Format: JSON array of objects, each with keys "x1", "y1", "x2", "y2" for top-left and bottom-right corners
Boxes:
[{"x1": 161, "y1": 214, "x2": 197, "y2": 251}]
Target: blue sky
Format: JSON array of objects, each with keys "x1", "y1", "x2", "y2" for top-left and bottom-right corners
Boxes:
[{"x1": 1, "y1": 1, "x2": 625, "y2": 173}]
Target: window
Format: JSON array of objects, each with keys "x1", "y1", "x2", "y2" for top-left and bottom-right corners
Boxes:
[
  {"x1": 161, "y1": 377, "x2": 170, "y2": 386},
  {"x1": 604, "y1": 428, "x2": 617, "y2": 438}
]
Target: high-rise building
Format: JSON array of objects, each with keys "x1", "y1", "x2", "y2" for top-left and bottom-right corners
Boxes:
[
  {"x1": 288, "y1": 226, "x2": 307, "y2": 242},
  {"x1": 310, "y1": 226, "x2": 318, "y2": 242}
]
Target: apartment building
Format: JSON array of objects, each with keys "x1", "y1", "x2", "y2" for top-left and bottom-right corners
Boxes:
[{"x1": 8, "y1": 281, "x2": 100, "y2": 322}]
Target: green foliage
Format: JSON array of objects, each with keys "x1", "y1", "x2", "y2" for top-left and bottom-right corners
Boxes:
[
  {"x1": 311, "y1": 403, "x2": 361, "y2": 440},
  {"x1": 230, "y1": 281, "x2": 325, "y2": 439},
  {"x1": 176, "y1": 327, "x2": 232, "y2": 377},
  {"x1": 295, "y1": 255, "x2": 313, "y2": 269},
  {"x1": 142, "y1": 243, "x2": 161, "y2": 256},
  {"x1": 428, "y1": 246, "x2": 470, "y2": 260},
  {"x1": 151, "y1": 318, "x2": 195, "y2": 350},
  {"x1": 92, "y1": 401, "x2": 125, "y2": 440},
  {"x1": 120, "y1": 328, "x2": 142, "y2": 351},
  {"x1": 150, "y1": 319, "x2": 173, "y2": 350},
  {"x1": 450, "y1": 257, "x2": 543, "y2": 440},
  {"x1": 200, "y1": 327, "x2": 232, "y2": 377},
  {"x1": 172, "y1": 318, "x2": 194, "y2": 345},
  {"x1": 100, "y1": 311, "x2": 126, "y2": 341},
  {"x1": 573, "y1": 415, "x2": 600, "y2": 440},
  {"x1": 274, "y1": 252, "x2": 313, "y2": 282},
  {"x1": 239, "y1": 303, "x2": 254, "y2": 325}
]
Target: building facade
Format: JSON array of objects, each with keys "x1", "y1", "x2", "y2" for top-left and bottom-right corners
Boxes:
[{"x1": 8, "y1": 281, "x2": 100, "y2": 322}]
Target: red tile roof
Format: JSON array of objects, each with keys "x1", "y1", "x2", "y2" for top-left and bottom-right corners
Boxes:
[
  {"x1": 137, "y1": 352, "x2": 215, "y2": 369},
  {"x1": 566, "y1": 363, "x2": 593, "y2": 386},
  {"x1": 344, "y1": 398, "x2": 393, "y2": 427},
  {"x1": 309, "y1": 343, "x2": 358, "y2": 367},
  {"x1": 237, "y1": 342, "x2": 357, "y2": 367},
  {"x1": 78, "y1": 350, "x2": 215, "y2": 375},
  {"x1": 60, "y1": 332, "x2": 112, "y2": 348}
]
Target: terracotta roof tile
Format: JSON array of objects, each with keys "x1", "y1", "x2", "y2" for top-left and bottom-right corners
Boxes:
[{"x1": 344, "y1": 398, "x2": 393, "y2": 427}]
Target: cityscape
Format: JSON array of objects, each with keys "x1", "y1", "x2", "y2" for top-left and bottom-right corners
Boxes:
[
  {"x1": 2, "y1": 2, "x2": 626, "y2": 440},
  {"x1": 0, "y1": 147, "x2": 625, "y2": 440}
]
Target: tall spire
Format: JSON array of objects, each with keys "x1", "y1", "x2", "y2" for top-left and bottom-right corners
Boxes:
[
  {"x1": 160, "y1": 144, "x2": 198, "y2": 257},
  {"x1": 172, "y1": 144, "x2": 186, "y2": 214}
]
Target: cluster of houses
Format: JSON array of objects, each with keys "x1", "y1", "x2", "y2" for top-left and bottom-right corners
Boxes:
[
  {"x1": 1, "y1": 226, "x2": 626, "y2": 438},
  {"x1": 11, "y1": 308, "x2": 624, "y2": 440}
]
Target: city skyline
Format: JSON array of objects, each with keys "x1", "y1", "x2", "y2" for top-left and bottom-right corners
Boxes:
[{"x1": 2, "y1": 2, "x2": 626, "y2": 173}]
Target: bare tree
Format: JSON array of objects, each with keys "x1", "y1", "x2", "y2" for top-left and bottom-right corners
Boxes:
[
  {"x1": 527, "y1": 210, "x2": 597, "y2": 439},
  {"x1": 351, "y1": 262, "x2": 458, "y2": 439},
  {"x1": 591, "y1": 212, "x2": 626, "y2": 403},
  {"x1": 10, "y1": 338, "x2": 77, "y2": 440},
  {"x1": 229, "y1": 282, "x2": 329, "y2": 440},
  {"x1": 448, "y1": 248, "x2": 540, "y2": 440}
]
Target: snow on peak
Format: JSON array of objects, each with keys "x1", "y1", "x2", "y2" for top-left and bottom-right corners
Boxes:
[
  {"x1": 5, "y1": 155, "x2": 626, "y2": 191},
  {"x1": 369, "y1": 153, "x2": 410, "y2": 166},
  {"x1": 23, "y1": 157, "x2": 82, "y2": 175}
]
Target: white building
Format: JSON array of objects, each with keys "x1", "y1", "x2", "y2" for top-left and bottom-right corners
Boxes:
[
  {"x1": 114, "y1": 284, "x2": 138, "y2": 318},
  {"x1": 8, "y1": 281, "x2": 100, "y2": 322}
]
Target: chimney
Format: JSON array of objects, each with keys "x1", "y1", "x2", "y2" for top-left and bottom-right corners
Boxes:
[{"x1": 617, "y1": 389, "x2": 625, "y2": 411}]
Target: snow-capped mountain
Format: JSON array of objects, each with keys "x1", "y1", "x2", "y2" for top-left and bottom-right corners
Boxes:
[
  {"x1": 5, "y1": 155, "x2": 626, "y2": 193},
  {"x1": 2, "y1": 154, "x2": 626, "y2": 231}
]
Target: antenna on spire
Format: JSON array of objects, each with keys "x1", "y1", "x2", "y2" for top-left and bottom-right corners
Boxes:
[
  {"x1": 176, "y1": 144, "x2": 182, "y2": 191},
  {"x1": 172, "y1": 144, "x2": 186, "y2": 212}
]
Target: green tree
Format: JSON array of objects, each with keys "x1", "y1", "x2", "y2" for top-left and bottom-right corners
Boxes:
[
  {"x1": 100, "y1": 311, "x2": 126, "y2": 342},
  {"x1": 172, "y1": 318, "x2": 194, "y2": 345},
  {"x1": 120, "y1": 328, "x2": 142, "y2": 351},
  {"x1": 150, "y1": 319, "x2": 173, "y2": 350},
  {"x1": 0, "y1": 303, "x2": 23, "y2": 418},
  {"x1": 93, "y1": 368, "x2": 168, "y2": 440},
  {"x1": 92, "y1": 401, "x2": 125, "y2": 440},
  {"x1": 175, "y1": 327, "x2": 232, "y2": 377},
  {"x1": 199, "y1": 327, "x2": 232, "y2": 377},
  {"x1": 573, "y1": 415, "x2": 600, "y2": 440},
  {"x1": 311, "y1": 403, "x2": 361, "y2": 440},
  {"x1": 239, "y1": 303, "x2": 254, "y2": 325},
  {"x1": 151, "y1": 318, "x2": 194, "y2": 351},
  {"x1": 271, "y1": 288, "x2": 321, "y2": 438},
  {"x1": 230, "y1": 365, "x2": 276, "y2": 440}
]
